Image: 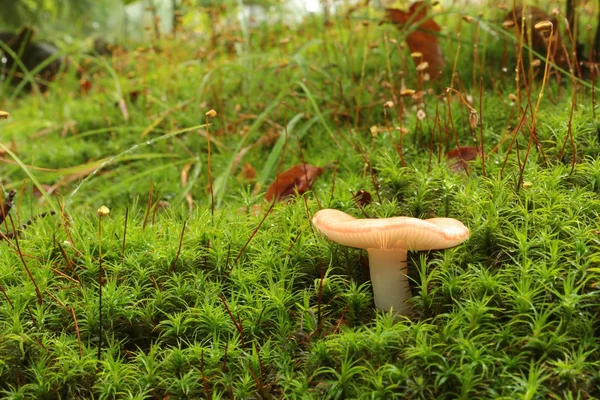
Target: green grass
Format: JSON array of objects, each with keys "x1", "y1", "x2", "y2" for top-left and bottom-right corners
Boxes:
[{"x1": 1, "y1": 1, "x2": 600, "y2": 398}]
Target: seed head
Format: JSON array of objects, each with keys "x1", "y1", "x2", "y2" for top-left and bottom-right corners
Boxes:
[
  {"x1": 469, "y1": 109, "x2": 479, "y2": 129},
  {"x1": 400, "y1": 89, "x2": 416, "y2": 97},
  {"x1": 534, "y1": 21, "x2": 553, "y2": 33},
  {"x1": 97, "y1": 206, "x2": 110, "y2": 216},
  {"x1": 416, "y1": 62, "x2": 429, "y2": 72}
]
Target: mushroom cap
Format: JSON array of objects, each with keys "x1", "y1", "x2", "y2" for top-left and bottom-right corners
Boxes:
[{"x1": 312, "y1": 209, "x2": 469, "y2": 251}]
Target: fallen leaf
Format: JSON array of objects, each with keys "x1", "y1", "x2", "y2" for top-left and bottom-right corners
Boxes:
[
  {"x1": 79, "y1": 78, "x2": 92, "y2": 95},
  {"x1": 265, "y1": 164, "x2": 323, "y2": 202},
  {"x1": 354, "y1": 189, "x2": 372, "y2": 207},
  {"x1": 239, "y1": 163, "x2": 256, "y2": 181},
  {"x1": 32, "y1": 184, "x2": 54, "y2": 197},
  {"x1": 446, "y1": 146, "x2": 480, "y2": 173},
  {"x1": 386, "y1": 1, "x2": 445, "y2": 79}
]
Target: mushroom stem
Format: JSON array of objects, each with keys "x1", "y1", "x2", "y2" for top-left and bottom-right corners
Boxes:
[{"x1": 367, "y1": 248, "x2": 412, "y2": 315}]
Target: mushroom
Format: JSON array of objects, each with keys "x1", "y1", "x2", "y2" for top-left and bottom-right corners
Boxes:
[{"x1": 312, "y1": 209, "x2": 469, "y2": 315}]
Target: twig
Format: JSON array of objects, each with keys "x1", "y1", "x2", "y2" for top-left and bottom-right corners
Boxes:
[
  {"x1": 70, "y1": 307, "x2": 83, "y2": 359},
  {"x1": 121, "y1": 207, "x2": 128, "y2": 265},
  {"x1": 233, "y1": 202, "x2": 274, "y2": 266},
  {"x1": 0, "y1": 284, "x2": 14, "y2": 308},
  {"x1": 219, "y1": 294, "x2": 246, "y2": 348},
  {"x1": 9, "y1": 215, "x2": 42, "y2": 304},
  {"x1": 170, "y1": 220, "x2": 187, "y2": 273},
  {"x1": 142, "y1": 180, "x2": 153, "y2": 230}
]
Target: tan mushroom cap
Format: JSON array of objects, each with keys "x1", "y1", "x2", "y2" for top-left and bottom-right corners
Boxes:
[{"x1": 312, "y1": 209, "x2": 469, "y2": 251}]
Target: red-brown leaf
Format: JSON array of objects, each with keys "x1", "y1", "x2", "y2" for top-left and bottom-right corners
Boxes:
[
  {"x1": 265, "y1": 164, "x2": 323, "y2": 202},
  {"x1": 446, "y1": 146, "x2": 480, "y2": 173},
  {"x1": 386, "y1": 1, "x2": 445, "y2": 79}
]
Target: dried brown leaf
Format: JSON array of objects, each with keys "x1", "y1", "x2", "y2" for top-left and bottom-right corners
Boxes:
[
  {"x1": 386, "y1": 1, "x2": 445, "y2": 79},
  {"x1": 446, "y1": 146, "x2": 480, "y2": 173},
  {"x1": 265, "y1": 164, "x2": 323, "y2": 202}
]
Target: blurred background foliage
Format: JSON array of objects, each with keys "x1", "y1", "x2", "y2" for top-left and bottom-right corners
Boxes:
[{"x1": 0, "y1": 0, "x2": 303, "y2": 42}]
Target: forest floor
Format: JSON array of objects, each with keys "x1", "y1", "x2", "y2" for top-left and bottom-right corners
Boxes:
[{"x1": 1, "y1": 2, "x2": 600, "y2": 398}]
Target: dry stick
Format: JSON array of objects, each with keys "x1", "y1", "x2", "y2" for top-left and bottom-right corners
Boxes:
[
  {"x1": 170, "y1": 221, "x2": 187, "y2": 274},
  {"x1": 121, "y1": 207, "x2": 129, "y2": 265},
  {"x1": 200, "y1": 350, "x2": 211, "y2": 399},
  {"x1": 531, "y1": 24, "x2": 554, "y2": 132},
  {"x1": 297, "y1": 136, "x2": 322, "y2": 209},
  {"x1": 354, "y1": 21, "x2": 370, "y2": 129},
  {"x1": 555, "y1": 40, "x2": 579, "y2": 175},
  {"x1": 431, "y1": 101, "x2": 443, "y2": 169},
  {"x1": 57, "y1": 195, "x2": 77, "y2": 251},
  {"x1": 479, "y1": 78, "x2": 486, "y2": 178},
  {"x1": 224, "y1": 243, "x2": 232, "y2": 272},
  {"x1": 383, "y1": 31, "x2": 399, "y2": 107},
  {"x1": 45, "y1": 288, "x2": 67, "y2": 310},
  {"x1": 97, "y1": 210, "x2": 106, "y2": 361},
  {"x1": 518, "y1": 23, "x2": 554, "y2": 184},
  {"x1": 327, "y1": 159, "x2": 339, "y2": 208},
  {"x1": 559, "y1": 88, "x2": 578, "y2": 175},
  {"x1": 383, "y1": 106, "x2": 403, "y2": 165},
  {"x1": 357, "y1": 147, "x2": 382, "y2": 204},
  {"x1": 591, "y1": 49, "x2": 597, "y2": 121},
  {"x1": 50, "y1": 267, "x2": 79, "y2": 283},
  {"x1": 142, "y1": 180, "x2": 153, "y2": 230},
  {"x1": 205, "y1": 114, "x2": 215, "y2": 218},
  {"x1": 268, "y1": 102, "x2": 290, "y2": 203},
  {"x1": 316, "y1": 267, "x2": 325, "y2": 330},
  {"x1": 247, "y1": 346, "x2": 267, "y2": 396},
  {"x1": 290, "y1": 100, "x2": 320, "y2": 209},
  {"x1": 301, "y1": 195, "x2": 317, "y2": 240},
  {"x1": 0, "y1": 284, "x2": 14, "y2": 308},
  {"x1": 9, "y1": 215, "x2": 42, "y2": 304},
  {"x1": 70, "y1": 307, "x2": 83, "y2": 359},
  {"x1": 57, "y1": 243, "x2": 81, "y2": 284},
  {"x1": 151, "y1": 200, "x2": 160, "y2": 226},
  {"x1": 331, "y1": 308, "x2": 347, "y2": 335},
  {"x1": 472, "y1": 15, "x2": 481, "y2": 93},
  {"x1": 445, "y1": 94, "x2": 469, "y2": 177},
  {"x1": 557, "y1": 8, "x2": 582, "y2": 80},
  {"x1": 511, "y1": 4, "x2": 525, "y2": 119},
  {"x1": 17, "y1": 180, "x2": 26, "y2": 227},
  {"x1": 222, "y1": 342, "x2": 229, "y2": 373},
  {"x1": 517, "y1": 129, "x2": 535, "y2": 190},
  {"x1": 515, "y1": 138, "x2": 523, "y2": 176},
  {"x1": 218, "y1": 293, "x2": 246, "y2": 348},
  {"x1": 450, "y1": 20, "x2": 463, "y2": 90},
  {"x1": 233, "y1": 202, "x2": 275, "y2": 266},
  {"x1": 500, "y1": 104, "x2": 530, "y2": 177}
]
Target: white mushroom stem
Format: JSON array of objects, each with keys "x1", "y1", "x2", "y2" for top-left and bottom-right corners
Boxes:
[{"x1": 367, "y1": 249, "x2": 411, "y2": 315}]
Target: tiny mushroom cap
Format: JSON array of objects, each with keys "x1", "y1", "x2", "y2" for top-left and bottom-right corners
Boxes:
[{"x1": 312, "y1": 209, "x2": 469, "y2": 315}]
